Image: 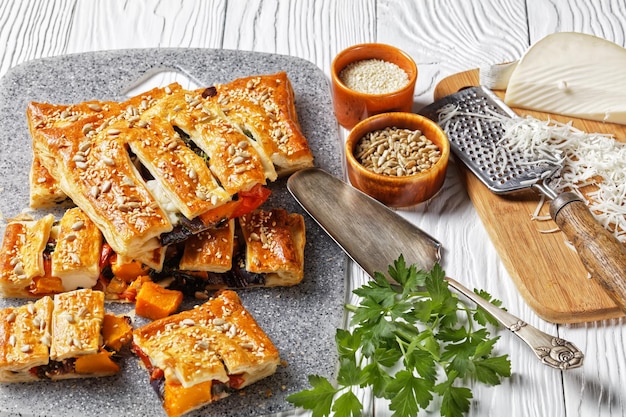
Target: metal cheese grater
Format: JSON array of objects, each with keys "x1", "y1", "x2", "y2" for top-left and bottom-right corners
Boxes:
[
  {"x1": 419, "y1": 85, "x2": 626, "y2": 314},
  {"x1": 419, "y1": 85, "x2": 561, "y2": 198}
]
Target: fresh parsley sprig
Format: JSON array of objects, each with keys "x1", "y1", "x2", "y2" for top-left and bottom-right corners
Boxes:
[{"x1": 287, "y1": 255, "x2": 511, "y2": 417}]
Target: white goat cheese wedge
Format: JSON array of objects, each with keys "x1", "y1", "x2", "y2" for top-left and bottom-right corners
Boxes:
[{"x1": 504, "y1": 32, "x2": 626, "y2": 125}]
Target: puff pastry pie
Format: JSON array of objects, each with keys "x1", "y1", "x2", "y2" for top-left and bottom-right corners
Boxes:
[
  {"x1": 26, "y1": 72, "x2": 313, "y2": 264},
  {"x1": 0, "y1": 288, "x2": 131, "y2": 382},
  {"x1": 131, "y1": 290, "x2": 280, "y2": 417}
]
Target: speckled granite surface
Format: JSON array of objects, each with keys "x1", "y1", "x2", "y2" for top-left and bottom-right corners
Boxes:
[{"x1": 0, "y1": 49, "x2": 346, "y2": 417}]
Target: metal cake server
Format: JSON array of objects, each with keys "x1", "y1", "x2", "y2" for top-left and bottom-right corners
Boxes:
[{"x1": 288, "y1": 167, "x2": 583, "y2": 369}]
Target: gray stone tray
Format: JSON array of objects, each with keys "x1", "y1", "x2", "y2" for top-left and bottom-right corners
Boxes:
[{"x1": 0, "y1": 49, "x2": 346, "y2": 417}]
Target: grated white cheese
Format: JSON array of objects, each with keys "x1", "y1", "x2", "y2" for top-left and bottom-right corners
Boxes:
[{"x1": 438, "y1": 105, "x2": 626, "y2": 243}]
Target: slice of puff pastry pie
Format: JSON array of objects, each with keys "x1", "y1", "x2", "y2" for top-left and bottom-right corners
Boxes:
[
  {"x1": 0, "y1": 209, "x2": 103, "y2": 298},
  {"x1": 132, "y1": 290, "x2": 280, "y2": 417},
  {"x1": 210, "y1": 72, "x2": 314, "y2": 176},
  {"x1": 0, "y1": 288, "x2": 132, "y2": 382},
  {"x1": 0, "y1": 207, "x2": 306, "y2": 300}
]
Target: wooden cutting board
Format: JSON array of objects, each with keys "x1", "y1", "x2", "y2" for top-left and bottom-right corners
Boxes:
[{"x1": 434, "y1": 69, "x2": 626, "y2": 323}]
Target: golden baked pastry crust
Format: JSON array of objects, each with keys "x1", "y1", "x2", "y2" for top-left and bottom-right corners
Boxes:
[
  {"x1": 179, "y1": 219, "x2": 235, "y2": 273},
  {"x1": 0, "y1": 297, "x2": 53, "y2": 382},
  {"x1": 160, "y1": 90, "x2": 272, "y2": 194},
  {"x1": 51, "y1": 207, "x2": 103, "y2": 291},
  {"x1": 0, "y1": 214, "x2": 55, "y2": 298},
  {"x1": 49, "y1": 289, "x2": 104, "y2": 361},
  {"x1": 239, "y1": 208, "x2": 306, "y2": 286},
  {"x1": 0, "y1": 222, "x2": 30, "y2": 298},
  {"x1": 15, "y1": 73, "x2": 312, "y2": 301},
  {"x1": 26, "y1": 74, "x2": 312, "y2": 260},
  {"x1": 215, "y1": 72, "x2": 314, "y2": 176},
  {"x1": 29, "y1": 156, "x2": 70, "y2": 208},
  {"x1": 132, "y1": 290, "x2": 280, "y2": 416},
  {"x1": 28, "y1": 97, "x2": 173, "y2": 259},
  {"x1": 0, "y1": 289, "x2": 124, "y2": 382}
]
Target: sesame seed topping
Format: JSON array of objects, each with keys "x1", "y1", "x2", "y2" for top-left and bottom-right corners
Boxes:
[
  {"x1": 79, "y1": 141, "x2": 92, "y2": 152},
  {"x1": 82, "y1": 123, "x2": 94, "y2": 135},
  {"x1": 181, "y1": 318, "x2": 196, "y2": 326},
  {"x1": 40, "y1": 334, "x2": 51, "y2": 346},
  {"x1": 71, "y1": 220, "x2": 85, "y2": 231},
  {"x1": 102, "y1": 156, "x2": 116, "y2": 166},
  {"x1": 62, "y1": 313, "x2": 75, "y2": 323},
  {"x1": 13, "y1": 262, "x2": 25, "y2": 277},
  {"x1": 101, "y1": 179, "x2": 112, "y2": 193}
]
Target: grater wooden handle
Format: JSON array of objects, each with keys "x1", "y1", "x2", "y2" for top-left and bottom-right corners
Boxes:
[{"x1": 550, "y1": 192, "x2": 626, "y2": 312}]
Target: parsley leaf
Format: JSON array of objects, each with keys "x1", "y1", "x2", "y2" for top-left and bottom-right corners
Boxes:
[
  {"x1": 286, "y1": 375, "x2": 337, "y2": 417},
  {"x1": 332, "y1": 390, "x2": 362, "y2": 417},
  {"x1": 387, "y1": 370, "x2": 434, "y2": 415},
  {"x1": 286, "y1": 255, "x2": 511, "y2": 417},
  {"x1": 436, "y1": 380, "x2": 472, "y2": 417}
]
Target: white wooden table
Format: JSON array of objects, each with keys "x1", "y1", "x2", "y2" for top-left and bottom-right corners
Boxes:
[{"x1": 1, "y1": 1, "x2": 625, "y2": 416}]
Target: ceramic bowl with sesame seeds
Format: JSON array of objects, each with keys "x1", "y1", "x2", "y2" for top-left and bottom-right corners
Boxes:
[
  {"x1": 345, "y1": 112, "x2": 450, "y2": 208},
  {"x1": 331, "y1": 43, "x2": 418, "y2": 129}
]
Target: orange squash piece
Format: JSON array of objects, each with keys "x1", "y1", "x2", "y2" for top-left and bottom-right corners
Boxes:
[
  {"x1": 163, "y1": 380, "x2": 214, "y2": 417},
  {"x1": 110, "y1": 255, "x2": 150, "y2": 283},
  {"x1": 135, "y1": 281, "x2": 183, "y2": 320},
  {"x1": 118, "y1": 275, "x2": 152, "y2": 302},
  {"x1": 29, "y1": 258, "x2": 64, "y2": 295},
  {"x1": 102, "y1": 314, "x2": 133, "y2": 351},
  {"x1": 30, "y1": 275, "x2": 64, "y2": 295},
  {"x1": 106, "y1": 276, "x2": 129, "y2": 295},
  {"x1": 74, "y1": 350, "x2": 120, "y2": 375}
]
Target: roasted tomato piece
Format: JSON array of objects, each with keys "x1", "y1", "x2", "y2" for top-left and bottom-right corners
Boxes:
[{"x1": 230, "y1": 184, "x2": 271, "y2": 218}]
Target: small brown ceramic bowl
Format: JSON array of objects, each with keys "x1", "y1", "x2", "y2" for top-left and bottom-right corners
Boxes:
[
  {"x1": 331, "y1": 43, "x2": 417, "y2": 129},
  {"x1": 345, "y1": 112, "x2": 449, "y2": 208}
]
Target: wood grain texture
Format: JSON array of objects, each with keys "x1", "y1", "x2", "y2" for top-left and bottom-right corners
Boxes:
[
  {"x1": 223, "y1": 0, "x2": 376, "y2": 74},
  {"x1": 70, "y1": 0, "x2": 226, "y2": 51},
  {"x1": 378, "y1": 0, "x2": 528, "y2": 107},
  {"x1": 529, "y1": 0, "x2": 626, "y2": 46},
  {"x1": 1, "y1": 1, "x2": 626, "y2": 417},
  {"x1": 524, "y1": 3, "x2": 626, "y2": 416},
  {"x1": 0, "y1": 0, "x2": 76, "y2": 74},
  {"x1": 376, "y1": 2, "x2": 564, "y2": 417},
  {"x1": 434, "y1": 68, "x2": 626, "y2": 323}
]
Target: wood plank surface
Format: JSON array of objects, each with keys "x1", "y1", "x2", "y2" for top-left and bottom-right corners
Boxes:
[{"x1": 433, "y1": 69, "x2": 625, "y2": 323}]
